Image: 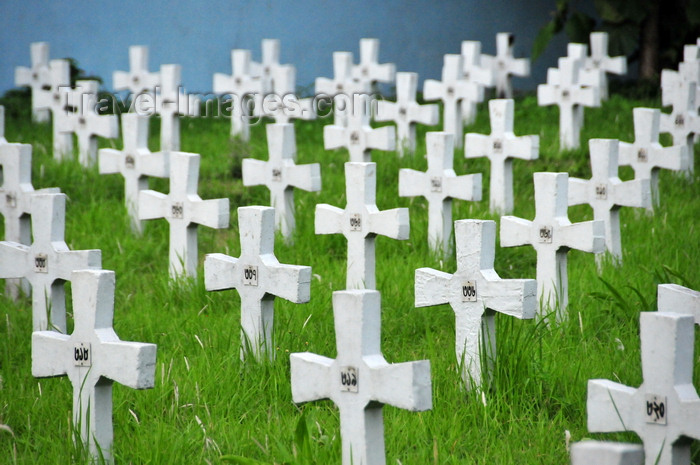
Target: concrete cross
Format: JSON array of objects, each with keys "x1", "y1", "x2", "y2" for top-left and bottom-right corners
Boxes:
[
  {"x1": 399, "y1": 132, "x2": 481, "y2": 255},
  {"x1": 290, "y1": 290, "x2": 432, "y2": 465},
  {"x1": 414, "y1": 219, "x2": 536, "y2": 389},
  {"x1": 315, "y1": 162, "x2": 409, "y2": 290},
  {"x1": 262, "y1": 64, "x2": 316, "y2": 124},
  {"x1": 316, "y1": 51, "x2": 369, "y2": 126},
  {"x1": 32, "y1": 269, "x2": 156, "y2": 465},
  {"x1": 465, "y1": 99, "x2": 539, "y2": 213},
  {"x1": 481, "y1": 33, "x2": 530, "y2": 99},
  {"x1": 424, "y1": 54, "x2": 482, "y2": 148},
  {"x1": 500, "y1": 172, "x2": 605, "y2": 320},
  {"x1": 659, "y1": 69, "x2": 699, "y2": 174},
  {"x1": 678, "y1": 45, "x2": 700, "y2": 112},
  {"x1": 0, "y1": 193, "x2": 101, "y2": 332},
  {"x1": 566, "y1": 43, "x2": 605, "y2": 132},
  {"x1": 155, "y1": 64, "x2": 200, "y2": 151},
  {"x1": 586, "y1": 32, "x2": 627, "y2": 100},
  {"x1": 33, "y1": 59, "x2": 74, "y2": 158},
  {"x1": 587, "y1": 311, "x2": 700, "y2": 465},
  {"x1": 138, "y1": 152, "x2": 229, "y2": 279},
  {"x1": 658, "y1": 284, "x2": 700, "y2": 326},
  {"x1": 251, "y1": 39, "x2": 283, "y2": 92},
  {"x1": 113, "y1": 45, "x2": 161, "y2": 114},
  {"x1": 204, "y1": 206, "x2": 311, "y2": 360},
  {"x1": 618, "y1": 108, "x2": 689, "y2": 209},
  {"x1": 570, "y1": 441, "x2": 643, "y2": 465},
  {"x1": 351, "y1": 38, "x2": 396, "y2": 87},
  {"x1": 242, "y1": 123, "x2": 321, "y2": 240},
  {"x1": 568, "y1": 139, "x2": 650, "y2": 262},
  {"x1": 460, "y1": 40, "x2": 494, "y2": 125},
  {"x1": 214, "y1": 50, "x2": 266, "y2": 142},
  {"x1": 15, "y1": 42, "x2": 51, "y2": 122},
  {"x1": 375, "y1": 72, "x2": 439, "y2": 156},
  {"x1": 98, "y1": 113, "x2": 169, "y2": 234}
]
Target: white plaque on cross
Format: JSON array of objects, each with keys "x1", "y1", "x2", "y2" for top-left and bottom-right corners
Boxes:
[
  {"x1": 155, "y1": 64, "x2": 200, "y2": 151},
  {"x1": 15, "y1": 42, "x2": 51, "y2": 122},
  {"x1": 482, "y1": 33, "x2": 530, "y2": 99},
  {"x1": 658, "y1": 284, "x2": 700, "y2": 326},
  {"x1": 570, "y1": 441, "x2": 644, "y2": 465},
  {"x1": 460, "y1": 40, "x2": 494, "y2": 125},
  {"x1": 290, "y1": 290, "x2": 432, "y2": 465},
  {"x1": 113, "y1": 45, "x2": 161, "y2": 100}
]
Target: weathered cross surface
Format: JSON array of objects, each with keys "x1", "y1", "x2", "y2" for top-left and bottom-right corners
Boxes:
[
  {"x1": 677, "y1": 45, "x2": 700, "y2": 112},
  {"x1": 424, "y1": 54, "x2": 482, "y2": 148},
  {"x1": 500, "y1": 172, "x2": 605, "y2": 320},
  {"x1": 315, "y1": 162, "x2": 409, "y2": 290},
  {"x1": 659, "y1": 69, "x2": 699, "y2": 175},
  {"x1": 324, "y1": 94, "x2": 395, "y2": 162},
  {"x1": 57, "y1": 80, "x2": 119, "y2": 167},
  {"x1": 242, "y1": 123, "x2": 320, "y2": 239},
  {"x1": 290, "y1": 290, "x2": 432, "y2": 465},
  {"x1": 113, "y1": 45, "x2": 161, "y2": 99},
  {"x1": 214, "y1": 49, "x2": 266, "y2": 141},
  {"x1": 460, "y1": 40, "x2": 494, "y2": 125},
  {"x1": 618, "y1": 108, "x2": 688, "y2": 208},
  {"x1": 538, "y1": 56, "x2": 600, "y2": 150},
  {"x1": 32, "y1": 269, "x2": 156, "y2": 464},
  {"x1": 658, "y1": 284, "x2": 700, "y2": 326},
  {"x1": 587, "y1": 311, "x2": 700, "y2": 465},
  {"x1": 316, "y1": 52, "x2": 369, "y2": 126},
  {"x1": 570, "y1": 441, "x2": 643, "y2": 465},
  {"x1": 251, "y1": 39, "x2": 284, "y2": 92},
  {"x1": 399, "y1": 132, "x2": 481, "y2": 255},
  {"x1": 375, "y1": 72, "x2": 439, "y2": 156},
  {"x1": 568, "y1": 139, "x2": 650, "y2": 262},
  {"x1": 155, "y1": 64, "x2": 200, "y2": 151},
  {"x1": 351, "y1": 38, "x2": 396, "y2": 88},
  {"x1": 98, "y1": 113, "x2": 169, "y2": 233},
  {"x1": 465, "y1": 98, "x2": 539, "y2": 213},
  {"x1": 15, "y1": 42, "x2": 51, "y2": 122},
  {"x1": 585, "y1": 32, "x2": 627, "y2": 100},
  {"x1": 33, "y1": 59, "x2": 74, "y2": 158},
  {"x1": 0, "y1": 193, "x2": 101, "y2": 332},
  {"x1": 263, "y1": 65, "x2": 316, "y2": 124},
  {"x1": 138, "y1": 152, "x2": 229, "y2": 279},
  {"x1": 481, "y1": 33, "x2": 530, "y2": 99},
  {"x1": 415, "y1": 219, "x2": 536, "y2": 389},
  {"x1": 204, "y1": 206, "x2": 311, "y2": 360}
]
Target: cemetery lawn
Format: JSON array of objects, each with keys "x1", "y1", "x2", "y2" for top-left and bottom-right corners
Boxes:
[{"x1": 0, "y1": 91, "x2": 698, "y2": 464}]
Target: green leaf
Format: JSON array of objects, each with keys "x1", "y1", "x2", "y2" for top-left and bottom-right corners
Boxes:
[
  {"x1": 532, "y1": 22, "x2": 558, "y2": 62},
  {"x1": 564, "y1": 12, "x2": 596, "y2": 43},
  {"x1": 603, "y1": 21, "x2": 641, "y2": 56},
  {"x1": 219, "y1": 456, "x2": 271, "y2": 464}
]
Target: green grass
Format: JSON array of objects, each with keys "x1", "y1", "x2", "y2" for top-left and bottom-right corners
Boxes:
[{"x1": 0, "y1": 91, "x2": 698, "y2": 464}]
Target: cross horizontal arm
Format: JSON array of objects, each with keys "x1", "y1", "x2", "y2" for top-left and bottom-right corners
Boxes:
[
  {"x1": 32, "y1": 330, "x2": 71, "y2": 377},
  {"x1": 314, "y1": 204, "x2": 344, "y2": 235},
  {"x1": 587, "y1": 379, "x2": 636, "y2": 433},
  {"x1": 287, "y1": 163, "x2": 321, "y2": 192},
  {"x1": 54, "y1": 249, "x2": 102, "y2": 280},
  {"x1": 657, "y1": 284, "x2": 700, "y2": 324},
  {"x1": 100, "y1": 340, "x2": 157, "y2": 389},
  {"x1": 369, "y1": 358, "x2": 432, "y2": 411},
  {"x1": 398, "y1": 169, "x2": 426, "y2": 198},
  {"x1": 481, "y1": 277, "x2": 537, "y2": 318},
  {"x1": 138, "y1": 190, "x2": 169, "y2": 220},
  {"x1": 266, "y1": 263, "x2": 311, "y2": 303},
  {"x1": 290, "y1": 352, "x2": 334, "y2": 403},
  {"x1": 414, "y1": 268, "x2": 452, "y2": 307},
  {"x1": 366, "y1": 126, "x2": 396, "y2": 152},
  {"x1": 242, "y1": 159, "x2": 268, "y2": 186},
  {"x1": 499, "y1": 216, "x2": 533, "y2": 247},
  {"x1": 98, "y1": 149, "x2": 123, "y2": 174},
  {"x1": 0, "y1": 242, "x2": 30, "y2": 278},
  {"x1": 567, "y1": 178, "x2": 589, "y2": 207},
  {"x1": 561, "y1": 220, "x2": 605, "y2": 253},
  {"x1": 323, "y1": 126, "x2": 345, "y2": 150},
  {"x1": 613, "y1": 179, "x2": 651, "y2": 209},
  {"x1": 464, "y1": 133, "x2": 492, "y2": 158},
  {"x1": 368, "y1": 208, "x2": 409, "y2": 239},
  {"x1": 190, "y1": 198, "x2": 230, "y2": 229},
  {"x1": 203, "y1": 253, "x2": 238, "y2": 291},
  {"x1": 140, "y1": 152, "x2": 170, "y2": 178},
  {"x1": 443, "y1": 173, "x2": 482, "y2": 201},
  {"x1": 422, "y1": 79, "x2": 444, "y2": 101}
]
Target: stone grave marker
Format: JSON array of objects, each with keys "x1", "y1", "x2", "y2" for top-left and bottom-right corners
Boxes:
[
  {"x1": 156, "y1": 64, "x2": 200, "y2": 151},
  {"x1": 568, "y1": 139, "x2": 650, "y2": 262},
  {"x1": 465, "y1": 99, "x2": 539, "y2": 213},
  {"x1": 375, "y1": 72, "x2": 439, "y2": 156},
  {"x1": 570, "y1": 441, "x2": 644, "y2": 465},
  {"x1": 424, "y1": 54, "x2": 482, "y2": 148},
  {"x1": 324, "y1": 93, "x2": 395, "y2": 162},
  {"x1": 214, "y1": 50, "x2": 266, "y2": 142},
  {"x1": 290, "y1": 290, "x2": 432, "y2": 465},
  {"x1": 15, "y1": 42, "x2": 51, "y2": 122},
  {"x1": 242, "y1": 123, "x2": 321, "y2": 239},
  {"x1": 0, "y1": 193, "x2": 101, "y2": 331},
  {"x1": 586, "y1": 32, "x2": 627, "y2": 100},
  {"x1": 659, "y1": 69, "x2": 699, "y2": 175},
  {"x1": 460, "y1": 40, "x2": 494, "y2": 125},
  {"x1": 316, "y1": 51, "x2": 369, "y2": 126},
  {"x1": 33, "y1": 59, "x2": 75, "y2": 159},
  {"x1": 658, "y1": 284, "x2": 700, "y2": 325},
  {"x1": 113, "y1": 45, "x2": 161, "y2": 105},
  {"x1": 204, "y1": 206, "x2": 311, "y2": 359},
  {"x1": 415, "y1": 219, "x2": 536, "y2": 389},
  {"x1": 481, "y1": 33, "x2": 530, "y2": 99},
  {"x1": 351, "y1": 38, "x2": 396, "y2": 88},
  {"x1": 618, "y1": 108, "x2": 688, "y2": 209},
  {"x1": 500, "y1": 172, "x2": 605, "y2": 320},
  {"x1": 315, "y1": 162, "x2": 409, "y2": 290},
  {"x1": 32, "y1": 269, "x2": 156, "y2": 464},
  {"x1": 263, "y1": 64, "x2": 316, "y2": 124},
  {"x1": 251, "y1": 39, "x2": 283, "y2": 91},
  {"x1": 138, "y1": 152, "x2": 229, "y2": 279},
  {"x1": 587, "y1": 311, "x2": 700, "y2": 465},
  {"x1": 98, "y1": 113, "x2": 169, "y2": 233},
  {"x1": 678, "y1": 45, "x2": 700, "y2": 114},
  {"x1": 399, "y1": 132, "x2": 481, "y2": 255}
]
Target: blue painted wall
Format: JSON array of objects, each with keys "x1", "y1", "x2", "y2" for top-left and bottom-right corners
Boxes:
[{"x1": 1, "y1": 1, "x2": 574, "y2": 96}]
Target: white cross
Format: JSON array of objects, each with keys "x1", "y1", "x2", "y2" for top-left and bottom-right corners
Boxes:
[
  {"x1": 56, "y1": 80, "x2": 119, "y2": 167},
  {"x1": 618, "y1": 108, "x2": 689, "y2": 209},
  {"x1": 98, "y1": 113, "x2": 169, "y2": 234},
  {"x1": 586, "y1": 32, "x2": 627, "y2": 100},
  {"x1": 315, "y1": 162, "x2": 409, "y2": 290},
  {"x1": 32, "y1": 269, "x2": 156, "y2": 464},
  {"x1": 481, "y1": 33, "x2": 530, "y2": 99},
  {"x1": 0, "y1": 193, "x2": 101, "y2": 332},
  {"x1": 113, "y1": 45, "x2": 161, "y2": 98},
  {"x1": 251, "y1": 39, "x2": 283, "y2": 92},
  {"x1": 465, "y1": 99, "x2": 539, "y2": 214},
  {"x1": 316, "y1": 52, "x2": 369, "y2": 126},
  {"x1": 15, "y1": 42, "x2": 51, "y2": 122},
  {"x1": 538, "y1": 56, "x2": 600, "y2": 150},
  {"x1": 570, "y1": 441, "x2": 643, "y2": 465},
  {"x1": 242, "y1": 123, "x2": 320, "y2": 239},
  {"x1": 351, "y1": 38, "x2": 396, "y2": 87},
  {"x1": 568, "y1": 139, "x2": 650, "y2": 262},
  {"x1": 659, "y1": 69, "x2": 699, "y2": 174},
  {"x1": 324, "y1": 93, "x2": 395, "y2": 162},
  {"x1": 155, "y1": 64, "x2": 200, "y2": 151},
  {"x1": 587, "y1": 311, "x2": 700, "y2": 465},
  {"x1": 563, "y1": 43, "x2": 605, "y2": 135},
  {"x1": 33, "y1": 59, "x2": 74, "y2": 159},
  {"x1": 262, "y1": 64, "x2": 316, "y2": 124},
  {"x1": 375, "y1": 72, "x2": 439, "y2": 156},
  {"x1": 290, "y1": 289, "x2": 432, "y2": 465},
  {"x1": 657, "y1": 284, "x2": 700, "y2": 326},
  {"x1": 500, "y1": 172, "x2": 605, "y2": 320},
  {"x1": 414, "y1": 219, "x2": 536, "y2": 389},
  {"x1": 0, "y1": 105, "x2": 4, "y2": 143},
  {"x1": 138, "y1": 152, "x2": 229, "y2": 279},
  {"x1": 460, "y1": 40, "x2": 494, "y2": 125},
  {"x1": 214, "y1": 49, "x2": 266, "y2": 142},
  {"x1": 204, "y1": 206, "x2": 311, "y2": 360},
  {"x1": 399, "y1": 132, "x2": 481, "y2": 255},
  {"x1": 424, "y1": 54, "x2": 482, "y2": 148},
  {"x1": 678, "y1": 45, "x2": 700, "y2": 110}
]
